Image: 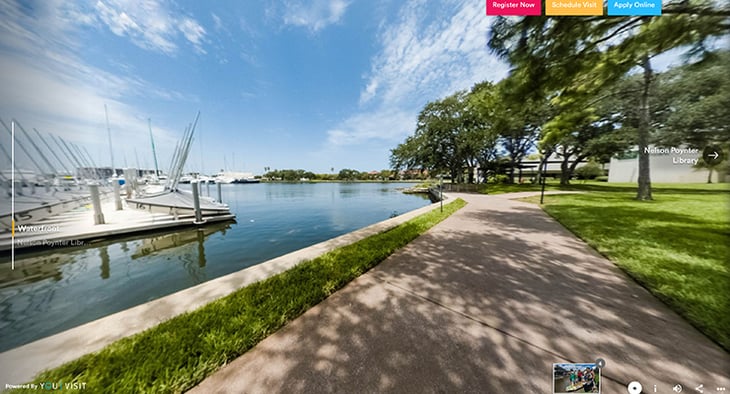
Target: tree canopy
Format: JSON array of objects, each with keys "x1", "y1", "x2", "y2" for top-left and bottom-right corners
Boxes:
[
  {"x1": 390, "y1": 6, "x2": 728, "y2": 192},
  {"x1": 487, "y1": 4, "x2": 729, "y2": 198}
]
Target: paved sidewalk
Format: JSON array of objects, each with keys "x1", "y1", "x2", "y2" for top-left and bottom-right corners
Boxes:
[{"x1": 191, "y1": 193, "x2": 730, "y2": 393}]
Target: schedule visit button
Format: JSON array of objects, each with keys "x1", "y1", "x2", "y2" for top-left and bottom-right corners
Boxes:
[
  {"x1": 608, "y1": 0, "x2": 661, "y2": 15},
  {"x1": 487, "y1": 0, "x2": 541, "y2": 15},
  {"x1": 546, "y1": 0, "x2": 603, "y2": 15}
]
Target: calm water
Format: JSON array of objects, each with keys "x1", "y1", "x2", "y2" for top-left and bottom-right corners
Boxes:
[{"x1": 0, "y1": 182, "x2": 430, "y2": 351}]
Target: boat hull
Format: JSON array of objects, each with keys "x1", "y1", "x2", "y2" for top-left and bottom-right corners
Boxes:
[{"x1": 126, "y1": 190, "x2": 232, "y2": 219}]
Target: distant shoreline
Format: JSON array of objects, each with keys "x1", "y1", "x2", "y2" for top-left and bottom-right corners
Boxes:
[{"x1": 259, "y1": 179, "x2": 423, "y2": 183}]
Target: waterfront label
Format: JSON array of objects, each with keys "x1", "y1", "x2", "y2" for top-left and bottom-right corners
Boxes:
[
  {"x1": 487, "y1": 0, "x2": 541, "y2": 15},
  {"x1": 546, "y1": 0, "x2": 603, "y2": 15},
  {"x1": 607, "y1": 0, "x2": 661, "y2": 15}
]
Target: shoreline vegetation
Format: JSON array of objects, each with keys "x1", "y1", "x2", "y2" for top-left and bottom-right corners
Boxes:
[
  {"x1": 260, "y1": 168, "x2": 413, "y2": 182},
  {"x1": 15, "y1": 199, "x2": 466, "y2": 393},
  {"x1": 516, "y1": 182, "x2": 730, "y2": 351},
  {"x1": 260, "y1": 179, "x2": 423, "y2": 183}
]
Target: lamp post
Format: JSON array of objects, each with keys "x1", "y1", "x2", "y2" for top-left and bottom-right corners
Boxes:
[
  {"x1": 440, "y1": 174, "x2": 443, "y2": 212},
  {"x1": 540, "y1": 152, "x2": 547, "y2": 204}
]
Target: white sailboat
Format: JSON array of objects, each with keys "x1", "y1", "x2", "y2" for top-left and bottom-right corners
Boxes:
[{"x1": 126, "y1": 112, "x2": 234, "y2": 220}]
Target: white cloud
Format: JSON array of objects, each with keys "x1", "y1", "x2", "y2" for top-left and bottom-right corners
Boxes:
[
  {"x1": 282, "y1": 0, "x2": 349, "y2": 32},
  {"x1": 359, "y1": 79, "x2": 379, "y2": 105},
  {"x1": 211, "y1": 12, "x2": 223, "y2": 31},
  {"x1": 327, "y1": 109, "x2": 415, "y2": 146},
  {"x1": 94, "y1": 0, "x2": 207, "y2": 55},
  {"x1": 0, "y1": 53, "x2": 181, "y2": 170},
  {"x1": 179, "y1": 17, "x2": 206, "y2": 54},
  {"x1": 0, "y1": 1, "x2": 185, "y2": 168},
  {"x1": 326, "y1": 0, "x2": 509, "y2": 147}
]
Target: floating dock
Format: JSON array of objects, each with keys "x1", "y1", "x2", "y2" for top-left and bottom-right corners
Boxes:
[
  {"x1": 1, "y1": 112, "x2": 234, "y2": 254},
  {"x1": 0, "y1": 198, "x2": 235, "y2": 253}
]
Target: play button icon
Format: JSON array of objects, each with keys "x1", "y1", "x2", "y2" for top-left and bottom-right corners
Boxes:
[
  {"x1": 703, "y1": 145, "x2": 724, "y2": 166},
  {"x1": 628, "y1": 381, "x2": 643, "y2": 394}
]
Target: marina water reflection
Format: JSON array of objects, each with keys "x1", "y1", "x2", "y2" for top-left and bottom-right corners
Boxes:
[{"x1": 0, "y1": 182, "x2": 429, "y2": 351}]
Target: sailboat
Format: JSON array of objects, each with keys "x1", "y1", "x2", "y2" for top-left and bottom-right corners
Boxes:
[
  {"x1": 0, "y1": 119, "x2": 97, "y2": 232},
  {"x1": 126, "y1": 112, "x2": 234, "y2": 221}
]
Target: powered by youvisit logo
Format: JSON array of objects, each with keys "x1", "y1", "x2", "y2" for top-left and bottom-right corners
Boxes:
[
  {"x1": 38, "y1": 381, "x2": 88, "y2": 390},
  {"x1": 4, "y1": 381, "x2": 87, "y2": 391}
]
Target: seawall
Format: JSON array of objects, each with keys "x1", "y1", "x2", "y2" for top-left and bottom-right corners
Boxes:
[{"x1": 0, "y1": 195, "x2": 450, "y2": 385}]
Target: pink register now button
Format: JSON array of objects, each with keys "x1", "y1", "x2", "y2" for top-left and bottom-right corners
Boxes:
[{"x1": 486, "y1": 0, "x2": 542, "y2": 15}]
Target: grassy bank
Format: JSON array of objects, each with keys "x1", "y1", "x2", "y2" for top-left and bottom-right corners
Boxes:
[
  {"x1": 523, "y1": 184, "x2": 730, "y2": 350},
  {"x1": 18, "y1": 199, "x2": 466, "y2": 393}
]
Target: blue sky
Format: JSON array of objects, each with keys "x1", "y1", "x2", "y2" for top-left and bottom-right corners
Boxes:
[
  {"x1": 0, "y1": 0, "x2": 512, "y2": 174},
  {"x1": 0, "y1": 1, "x2": 700, "y2": 176}
]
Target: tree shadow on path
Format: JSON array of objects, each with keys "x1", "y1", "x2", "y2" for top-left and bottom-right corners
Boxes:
[{"x1": 190, "y1": 195, "x2": 730, "y2": 394}]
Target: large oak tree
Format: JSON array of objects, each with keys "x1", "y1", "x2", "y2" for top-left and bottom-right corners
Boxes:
[{"x1": 488, "y1": 1, "x2": 729, "y2": 199}]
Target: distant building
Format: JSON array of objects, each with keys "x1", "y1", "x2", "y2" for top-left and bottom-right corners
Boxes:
[
  {"x1": 398, "y1": 169, "x2": 429, "y2": 179},
  {"x1": 76, "y1": 167, "x2": 159, "y2": 179},
  {"x1": 477, "y1": 152, "x2": 598, "y2": 183},
  {"x1": 608, "y1": 146, "x2": 726, "y2": 183}
]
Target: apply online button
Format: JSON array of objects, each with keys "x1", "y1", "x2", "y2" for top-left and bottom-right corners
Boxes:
[
  {"x1": 608, "y1": 0, "x2": 661, "y2": 15},
  {"x1": 487, "y1": 0, "x2": 541, "y2": 15}
]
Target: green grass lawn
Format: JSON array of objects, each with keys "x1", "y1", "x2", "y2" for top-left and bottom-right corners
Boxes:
[
  {"x1": 522, "y1": 183, "x2": 730, "y2": 351},
  {"x1": 478, "y1": 181, "x2": 556, "y2": 194},
  {"x1": 16, "y1": 199, "x2": 466, "y2": 394}
]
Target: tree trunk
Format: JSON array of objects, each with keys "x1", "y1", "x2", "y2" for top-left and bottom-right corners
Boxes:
[
  {"x1": 535, "y1": 148, "x2": 553, "y2": 184},
  {"x1": 467, "y1": 165, "x2": 475, "y2": 184},
  {"x1": 568, "y1": 154, "x2": 588, "y2": 181},
  {"x1": 559, "y1": 154, "x2": 571, "y2": 185},
  {"x1": 636, "y1": 54, "x2": 653, "y2": 200},
  {"x1": 707, "y1": 167, "x2": 713, "y2": 184},
  {"x1": 508, "y1": 157, "x2": 516, "y2": 184}
]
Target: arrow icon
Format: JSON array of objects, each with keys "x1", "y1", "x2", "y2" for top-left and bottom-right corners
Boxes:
[
  {"x1": 703, "y1": 146, "x2": 724, "y2": 165},
  {"x1": 696, "y1": 383, "x2": 704, "y2": 393}
]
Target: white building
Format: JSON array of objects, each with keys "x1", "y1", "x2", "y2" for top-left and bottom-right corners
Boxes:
[{"x1": 608, "y1": 147, "x2": 725, "y2": 183}]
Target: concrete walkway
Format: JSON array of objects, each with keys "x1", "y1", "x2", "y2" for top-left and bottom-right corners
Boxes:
[{"x1": 191, "y1": 193, "x2": 729, "y2": 393}]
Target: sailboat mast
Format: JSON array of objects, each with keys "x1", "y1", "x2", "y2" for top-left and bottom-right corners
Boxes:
[
  {"x1": 148, "y1": 118, "x2": 160, "y2": 177},
  {"x1": 104, "y1": 104, "x2": 115, "y2": 176}
]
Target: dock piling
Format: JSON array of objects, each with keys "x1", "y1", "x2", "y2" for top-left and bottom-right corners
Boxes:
[
  {"x1": 191, "y1": 180, "x2": 204, "y2": 224},
  {"x1": 113, "y1": 178, "x2": 123, "y2": 210},
  {"x1": 217, "y1": 182, "x2": 222, "y2": 203},
  {"x1": 90, "y1": 183, "x2": 105, "y2": 225},
  {"x1": 121, "y1": 168, "x2": 136, "y2": 198}
]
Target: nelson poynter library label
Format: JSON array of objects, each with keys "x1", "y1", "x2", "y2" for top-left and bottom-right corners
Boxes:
[
  {"x1": 487, "y1": 0, "x2": 541, "y2": 15},
  {"x1": 608, "y1": 0, "x2": 662, "y2": 15},
  {"x1": 546, "y1": 0, "x2": 603, "y2": 15}
]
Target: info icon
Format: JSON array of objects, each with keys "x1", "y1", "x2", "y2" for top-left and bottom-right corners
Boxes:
[{"x1": 627, "y1": 381, "x2": 642, "y2": 394}]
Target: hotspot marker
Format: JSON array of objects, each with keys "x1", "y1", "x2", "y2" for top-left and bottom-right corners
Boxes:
[{"x1": 627, "y1": 381, "x2": 643, "y2": 394}]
